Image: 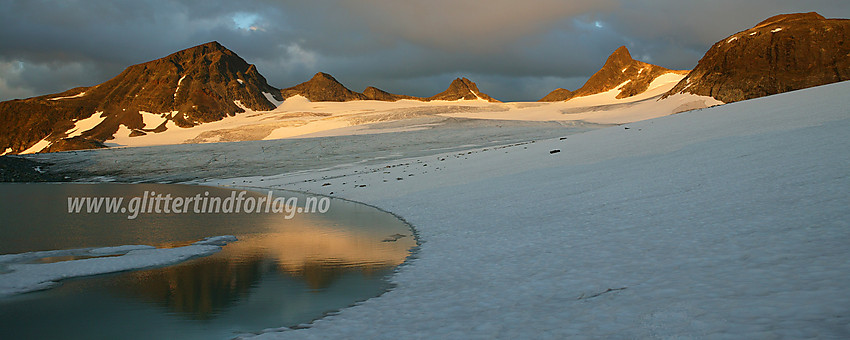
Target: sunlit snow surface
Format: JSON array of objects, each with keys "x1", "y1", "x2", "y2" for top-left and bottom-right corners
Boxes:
[
  {"x1": 63, "y1": 75, "x2": 713, "y2": 150},
  {"x1": 19, "y1": 138, "x2": 52, "y2": 155},
  {"x1": 20, "y1": 111, "x2": 108, "y2": 154},
  {"x1": 0, "y1": 236, "x2": 236, "y2": 296},
  {"x1": 213, "y1": 81, "x2": 850, "y2": 339},
  {"x1": 139, "y1": 111, "x2": 169, "y2": 129}
]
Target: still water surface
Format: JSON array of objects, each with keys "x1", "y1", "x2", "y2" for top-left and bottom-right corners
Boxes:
[{"x1": 0, "y1": 183, "x2": 415, "y2": 339}]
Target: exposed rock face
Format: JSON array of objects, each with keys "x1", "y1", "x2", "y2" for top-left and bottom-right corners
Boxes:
[
  {"x1": 280, "y1": 72, "x2": 367, "y2": 102},
  {"x1": 570, "y1": 46, "x2": 686, "y2": 100},
  {"x1": 0, "y1": 41, "x2": 282, "y2": 154},
  {"x1": 362, "y1": 86, "x2": 422, "y2": 101},
  {"x1": 43, "y1": 137, "x2": 107, "y2": 153},
  {"x1": 664, "y1": 12, "x2": 850, "y2": 103},
  {"x1": 538, "y1": 88, "x2": 573, "y2": 102},
  {"x1": 428, "y1": 78, "x2": 500, "y2": 102}
]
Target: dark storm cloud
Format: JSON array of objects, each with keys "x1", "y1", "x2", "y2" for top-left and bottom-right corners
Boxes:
[
  {"x1": 0, "y1": 1, "x2": 267, "y2": 97},
  {"x1": 0, "y1": 0, "x2": 848, "y2": 102}
]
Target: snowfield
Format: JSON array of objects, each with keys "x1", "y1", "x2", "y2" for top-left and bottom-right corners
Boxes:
[
  {"x1": 0, "y1": 236, "x2": 236, "y2": 296},
  {"x1": 21, "y1": 76, "x2": 716, "y2": 154},
  {"x1": 205, "y1": 81, "x2": 850, "y2": 339}
]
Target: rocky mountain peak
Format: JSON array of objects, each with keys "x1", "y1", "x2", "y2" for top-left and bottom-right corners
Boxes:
[
  {"x1": 362, "y1": 86, "x2": 421, "y2": 101},
  {"x1": 608, "y1": 45, "x2": 633, "y2": 64},
  {"x1": 429, "y1": 77, "x2": 500, "y2": 102},
  {"x1": 171, "y1": 41, "x2": 229, "y2": 57},
  {"x1": 280, "y1": 72, "x2": 367, "y2": 102},
  {"x1": 308, "y1": 72, "x2": 341, "y2": 83},
  {"x1": 0, "y1": 42, "x2": 282, "y2": 153},
  {"x1": 664, "y1": 12, "x2": 850, "y2": 103},
  {"x1": 568, "y1": 46, "x2": 684, "y2": 100},
  {"x1": 88, "y1": 41, "x2": 281, "y2": 128},
  {"x1": 538, "y1": 88, "x2": 573, "y2": 102}
]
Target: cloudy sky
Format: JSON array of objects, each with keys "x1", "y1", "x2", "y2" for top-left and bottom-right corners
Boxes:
[{"x1": 1, "y1": 1, "x2": 848, "y2": 102}]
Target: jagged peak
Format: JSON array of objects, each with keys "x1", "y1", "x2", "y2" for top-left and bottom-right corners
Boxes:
[
  {"x1": 429, "y1": 77, "x2": 499, "y2": 102},
  {"x1": 609, "y1": 46, "x2": 632, "y2": 61},
  {"x1": 597, "y1": 46, "x2": 638, "y2": 72},
  {"x1": 448, "y1": 77, "x2": 475, "y2": 90},
  {"x1": 568, "y1": 45, "x2": 680, "y2": 99}
]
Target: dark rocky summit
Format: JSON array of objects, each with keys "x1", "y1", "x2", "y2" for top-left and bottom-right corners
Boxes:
[
  {"x1": 428, "y1": 78, "x2": 500, "y2": 102},
  {"x1": 538, "y1": 88, "x2": 574, "y2": 102},
  {"x1": 362, "y1": 86, "x2": 422, "y2": 101},
  {"x1": 280, "y1": 72, "x2": 367, "y2": 102},
  {"x1": 0, "y1": 41, "x2": 282, "y2": 154},
  {"x1": 664, "y1": 12, "x2": 850, "y2": 103}
]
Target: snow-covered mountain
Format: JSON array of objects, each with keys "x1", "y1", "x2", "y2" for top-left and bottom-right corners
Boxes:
[
  {"x1": 0, "y1": 41, "x2": 283, "y2": 154},
  {"x1": 4, "y1": 11, "x2": 847, "y2": 155},
  {"x1": 664, "y1": 12, "x2": 850, "y2": 103},
  {"x1": 540, "y1": 46, "x2": 688, "y2": 102},
  {"x1": 1, "y1": 62, "x2": 510, "y2": 154}
]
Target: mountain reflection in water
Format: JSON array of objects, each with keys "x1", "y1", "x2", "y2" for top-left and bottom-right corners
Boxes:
[{"x1": 112, "y1": 223, "x2": 414, "y2": 319}]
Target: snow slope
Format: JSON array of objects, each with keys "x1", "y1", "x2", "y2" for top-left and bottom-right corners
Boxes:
[{"x1": 212, "y1": 81, "x2": 850, "y2": 338}]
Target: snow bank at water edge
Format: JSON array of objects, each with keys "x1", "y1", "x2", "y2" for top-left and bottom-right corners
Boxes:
[{"x1": 0, "y1": 236, "x2": 237, "y2": 296}]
